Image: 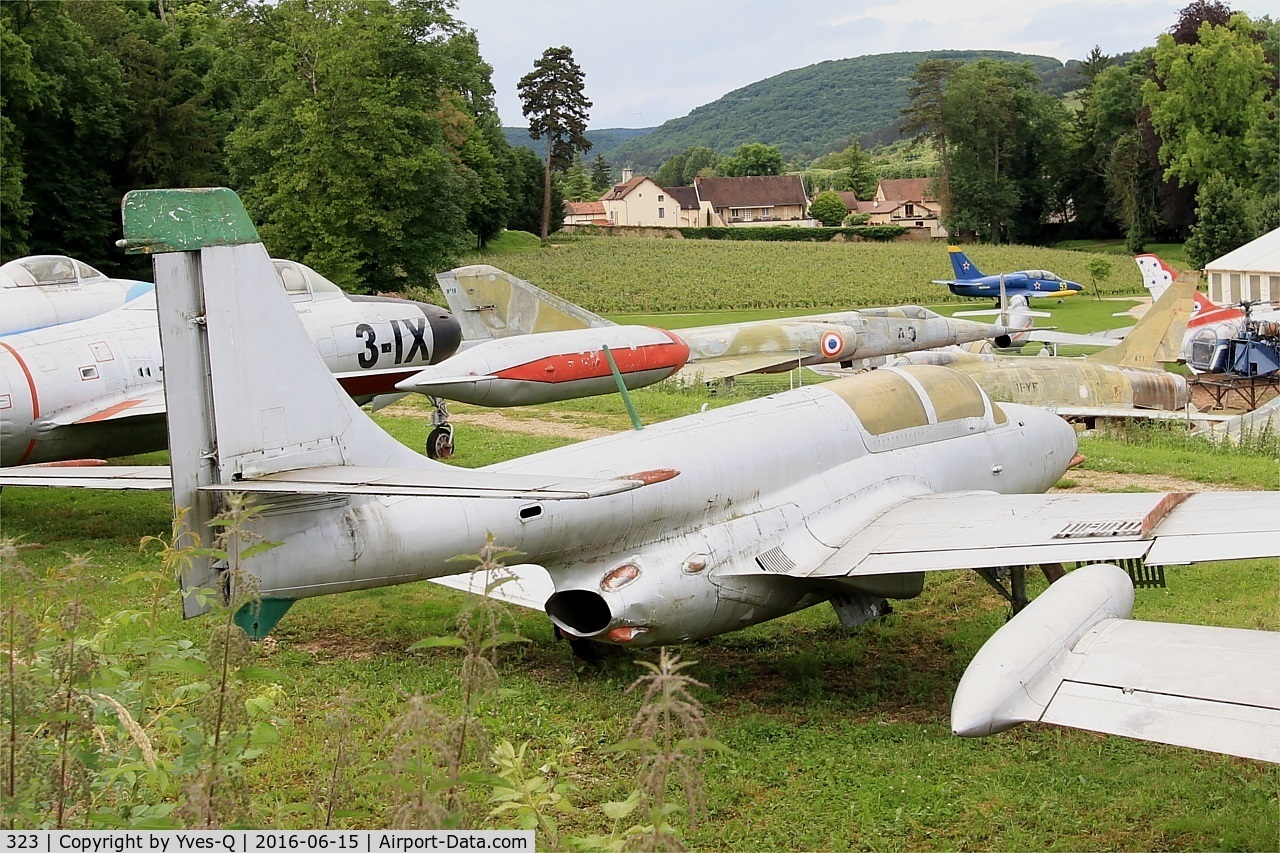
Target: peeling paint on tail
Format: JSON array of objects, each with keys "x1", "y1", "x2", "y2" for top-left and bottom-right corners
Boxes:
[{"x1": 119, "y1": 187, "x2": 261, "y2": 254}]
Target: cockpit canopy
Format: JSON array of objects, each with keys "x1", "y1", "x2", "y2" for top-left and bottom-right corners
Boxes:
[
  {"x1": 272, "y1": 259, "x2": 345, "y2": 302},
  {"x1": 0, "y1": 255, "x2": 108, "y2": 288}
]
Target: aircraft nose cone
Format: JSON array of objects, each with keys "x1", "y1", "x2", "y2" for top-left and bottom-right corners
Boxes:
[{"x1": 419, "y1": 302, "x2": 462, "y2": 362}]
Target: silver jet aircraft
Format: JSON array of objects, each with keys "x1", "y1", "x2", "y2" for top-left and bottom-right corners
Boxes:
[
  {"x1": 399, "y1": 265, "x2": 1015, "y2": 406},
  {"x1": 1, "y1": 254, "x2": 154, "y2": 335},
  {"x1": 5, "y1": 188, "x2": 1276, "y2": 763},
  {"x1": 0, "y1": 258, "x2": 460, "y2": 465}
]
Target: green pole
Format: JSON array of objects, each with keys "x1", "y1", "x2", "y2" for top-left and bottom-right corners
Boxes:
[{"x1": 602, "y1": 344, "x2": 644, "y2": 431}]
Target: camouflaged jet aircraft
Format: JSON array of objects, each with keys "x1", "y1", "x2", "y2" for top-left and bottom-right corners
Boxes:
[
  {"x1": 398, "y1": 265, "x2": 1014, "y2": 406},
  {"x1": 880, "y1": 270, "x2": 1197, "y2": 422},
  {"x1": 0, "y1": 255, "x2": 154, "y2": 335},
  {"x1": 5, "y1": 188, "x2": 1275, "y2": 763},
  {"x1": 0, "y1": 258, "x2": 460, "y2": 466}
]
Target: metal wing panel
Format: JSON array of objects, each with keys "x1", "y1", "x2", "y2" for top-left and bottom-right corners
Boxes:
[
  {"x1": 677, "y1": 353, "x2": 800, "y2": 381},
  {"x1": 1040, "y1": 680, "x2": 1280, "y2": 763},
  {"x1": 45, "y1": 386, "x2": 167, "y2": 426},
  {"x1": 952, "y1": 564, "x2": 1280, "y2": 762},
  {"x1": 795, "y1": 491, "x2": 1280, "y2": 578},
  {"x1": 1037, "y1": 618, "x2": 1280, "y2": 762},
  {"x1": 0, "y1": 465, "x2": 172, "y2": 489}
]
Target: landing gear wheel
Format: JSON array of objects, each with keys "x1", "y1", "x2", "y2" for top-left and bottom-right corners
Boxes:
[{"x1": 426, "y1": 425, "x2": 454, "y2": 459}]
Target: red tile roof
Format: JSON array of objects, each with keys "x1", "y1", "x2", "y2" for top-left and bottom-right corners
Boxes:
[
  {"x1": 877, "y1": 178, "x2": 935, "y2": 202},
  {"x1": 565, "y1": 200, "x2": 606, "y2": 216}
]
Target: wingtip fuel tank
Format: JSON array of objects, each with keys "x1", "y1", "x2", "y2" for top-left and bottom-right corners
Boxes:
[{"x1": 396, "y1": 325, "x2": 690, "y2": 406}]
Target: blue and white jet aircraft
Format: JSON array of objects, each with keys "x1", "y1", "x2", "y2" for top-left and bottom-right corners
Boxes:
[{"x1": 932, "y1": 246, "x2": 1085, "y2": 300}]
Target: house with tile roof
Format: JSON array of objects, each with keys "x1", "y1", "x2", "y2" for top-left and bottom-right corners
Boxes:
[
  {"x1": 872, "y1": 178, "x2": 946, "y2": 237},
  {"x1": 599, "y1": 169, "x2": 677, "y2": 226},
  {"x1": 693, "y1": 175, "x2": 811, "y2": 226},
  {"x1": 564, "y1": 200, "x2": 608, "y2": 225}
]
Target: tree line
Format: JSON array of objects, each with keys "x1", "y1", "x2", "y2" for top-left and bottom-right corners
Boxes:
[
  {"x1": 899, "y1": 1, "x2": 1277, "y2": 264},
  {"x1": 1, "y1": 0, "x2": 563, "y2": 292}
]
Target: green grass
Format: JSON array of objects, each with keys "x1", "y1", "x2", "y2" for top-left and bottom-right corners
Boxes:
[
  {"x1": 1053, "y1": 239, "x2": 1189, "y2": 268},
  {"x1": 465, "y1": 229, "x2": 544, "y2": 255},
  {"x1": 461, "y1": 236, "x2": 1148, "y2": 313},
  {"x1": 3, "y1": 379, "x2": 1277, "y2": 843}
]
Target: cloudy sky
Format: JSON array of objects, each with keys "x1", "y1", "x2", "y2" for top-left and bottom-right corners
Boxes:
[{"x1": 450, "y1": 0, "x2": 1224, "y2": 129}]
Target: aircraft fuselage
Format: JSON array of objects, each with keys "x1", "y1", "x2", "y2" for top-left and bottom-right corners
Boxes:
[{"x1": 236, "y1": 367, "x2": 1076, "y2": 646}]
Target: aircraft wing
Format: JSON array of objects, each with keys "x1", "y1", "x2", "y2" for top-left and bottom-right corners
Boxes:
[
  {"x1": 0, "y1": 465, "x2": 172, "y2": 489},
  {"x1": 45, "y1": 386, "x2": 167, "y2": 426},
  {"x1": 678, "y1": 352, "x2": 808, "y2": 381},
  {"x1": 952, "y1": 564, "x2": 1280, "y2": 762},
  {"x1": 720, "y1": 491, "x2": 1280, "y2": 578},
  {"x1": 930, "y1": 279, "x2": 959, "y2": 285},
  {"x1": 1026, "y1": 330, "x2": 1121, "y2": 347}
]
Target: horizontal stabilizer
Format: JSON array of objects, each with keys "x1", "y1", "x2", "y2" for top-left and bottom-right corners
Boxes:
[
  {"x1": 953, "y1": 564, "x2": 1280, "y2": 762},
  {"x1": 0, "y1": 465, "x2": 172, "y2": 489},
  {"x1": 198, "y1": 465, "x2": 665, "y2": 500}
]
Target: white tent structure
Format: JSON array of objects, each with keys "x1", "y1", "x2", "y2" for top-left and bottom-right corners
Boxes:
[{"x1": 1205, "y1": 227, "x2": 1280, "y2": 304}]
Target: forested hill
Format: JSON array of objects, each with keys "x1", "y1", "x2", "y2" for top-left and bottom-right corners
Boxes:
[
  {"x1": 502, "y1": 127, "x2": 656, "y2": 158},
  {"x1": 600, "y1": 50, "x2": 1070, "y2": 170}
]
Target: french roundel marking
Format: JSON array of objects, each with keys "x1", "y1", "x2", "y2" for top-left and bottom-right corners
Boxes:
[{"x1": 821, "y1": 331, "x2": 843, "y2": 357}]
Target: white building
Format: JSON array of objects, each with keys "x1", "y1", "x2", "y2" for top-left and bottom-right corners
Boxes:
[{"x1": 1205, "y1": 227, "x2": 1280, "y2": 305}]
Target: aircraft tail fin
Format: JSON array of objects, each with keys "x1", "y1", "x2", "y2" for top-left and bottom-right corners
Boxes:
[
  {"x1": 948, "y1": 245, "x2": 984, "y2": 280},
  {"x1": 120, "y1": 188, "x2": 436, "y2": 613},
  {"x1": 1088, "y1": 271, "x2": 1197, "y2": 368},
  {"x1": 437, "y1": 265, "x2": 614, "y2": 343},
  {"x1": 1134, "y1": 254, "x2": 1179, "y2": 302}
]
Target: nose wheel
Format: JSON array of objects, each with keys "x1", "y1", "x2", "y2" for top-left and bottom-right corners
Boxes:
[{"x1": 425, "y1": 396, "x2": 454, "y2": 459}]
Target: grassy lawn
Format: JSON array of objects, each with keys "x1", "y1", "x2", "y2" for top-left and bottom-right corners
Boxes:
[
  {"x1": 2, "y1": 372, "x2": 1276, "y2": 843},
  {"x1": 1052, "y1": 238, "x2": 1189, "y2": 268}
]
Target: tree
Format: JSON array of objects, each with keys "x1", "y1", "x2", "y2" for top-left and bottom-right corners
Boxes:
[
  {"x1": 1184, "y1": 173, "x2": 1253, "y2": 268},
  {"x1": 1170, "y1": 0, "x2": 1233, "y2": 44},
  {"x1": 225, "y1": 0, "x2": 497, "y2": 292},
  {"x1": 1084, "y1": 256, "x2": 1112, "y2": 300},
  {"x1": 518, "y1": 46, "x2": 591, "y2": 240},
  {"x1": 1143, "y1": 13, "x2": 1275, "y2": 194},
  {"x1": 589, "y1": 153, "x2": 612, "y2": 193},
  {"x1": 940, "y1": 60, "x2": 1070, "y2": 243},
  {"x1": 503, "y1": 146, "x2": 556, "y2": 235},
  {"x1": 655, "y1": 145, "x2": 718, "y2": 186},
  {"x1": 1, "y1": 1, "x2": 130, "y2": 269},
  {"x1": 808, "y1": 191, "x2": 847, "y2": 226},
  {"x1": 900, "y1": 58, "x2": 960, "y2": 222},
  {"x1": 717, "y1": 142, "x2": 783, "y2": 177},
  {"x1": 559, "y1": 154, "x2": 593, "y2": 201}
]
